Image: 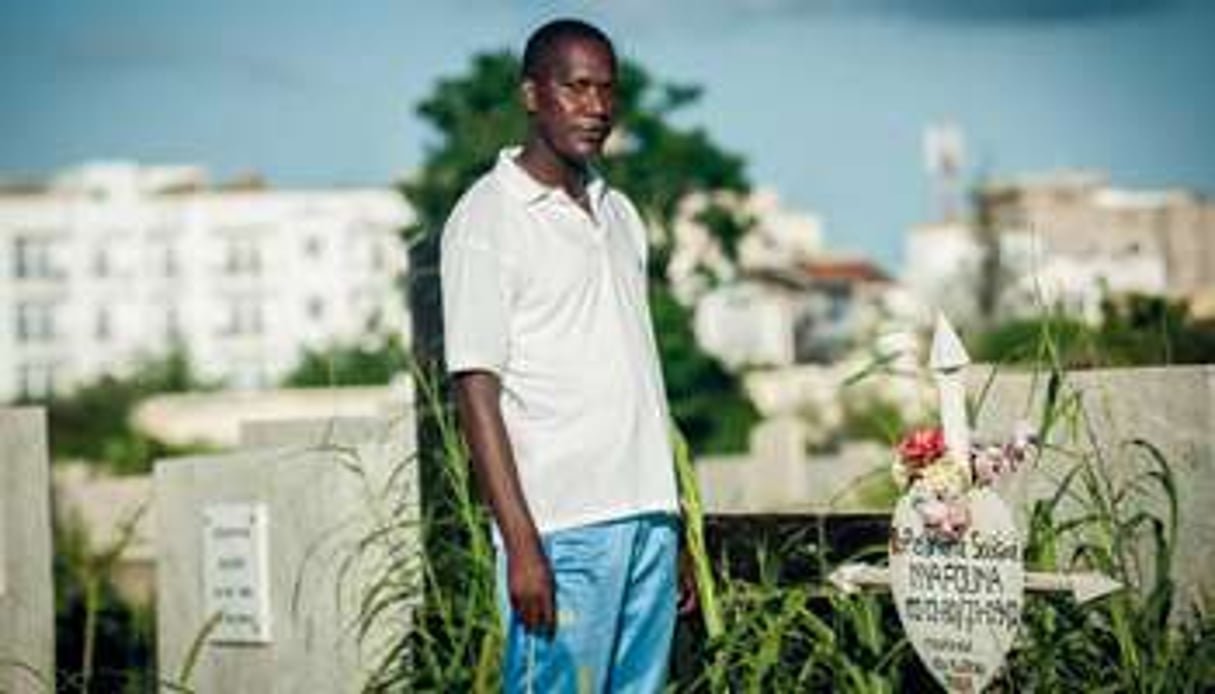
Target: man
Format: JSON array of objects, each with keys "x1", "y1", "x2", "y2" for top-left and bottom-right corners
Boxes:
[{"x1": 441, "y1": 18, "x2": 693, "y2": 693}]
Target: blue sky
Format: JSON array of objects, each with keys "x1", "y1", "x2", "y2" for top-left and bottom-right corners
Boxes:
[{"x1": 3, "y1": 0, "x2": 1213, "y2": 270}]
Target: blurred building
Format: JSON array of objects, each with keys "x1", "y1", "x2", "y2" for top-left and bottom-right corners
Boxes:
[
  {"x1": 668, "y1": 188, "x2": 824, "y2": 302},
  {"x1": 696, "y1": 258, "x2": 894, "y2": 368},
  {"x1": 906, "y1": 171, "x2": 1215, "y2": 322},
  {"x1": 675, "y1": 188, "x2": 902, "y2": 368},
  {"x1": 0, "y1": 161, "x2": 411, "y2": 401}
]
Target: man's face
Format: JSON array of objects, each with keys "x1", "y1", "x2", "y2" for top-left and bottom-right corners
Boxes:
[{"x1": 523, "y1": 37, "x2": 617, "y2": 165}]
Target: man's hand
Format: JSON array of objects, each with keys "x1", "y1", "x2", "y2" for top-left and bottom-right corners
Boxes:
[
  {"x1": 508, "y1": 540, "x2": 556, "y2": 636},
  {"x1": 678, "y1": 545, "x2": 699, "y2": 617}
]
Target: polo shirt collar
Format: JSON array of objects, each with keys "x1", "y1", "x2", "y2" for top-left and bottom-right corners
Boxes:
[{"x1": 494, "y1": 147, "x2": 607, "y2": 208}]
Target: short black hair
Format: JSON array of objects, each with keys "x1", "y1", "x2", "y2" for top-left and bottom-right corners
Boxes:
[{"x1": 521, "y1": 18, "x2": 615, "y2": 80}]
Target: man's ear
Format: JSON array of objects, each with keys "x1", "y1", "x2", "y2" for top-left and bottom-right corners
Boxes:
[{"x1": 521, "y1": 79, "x2": 537, "y2": 113}]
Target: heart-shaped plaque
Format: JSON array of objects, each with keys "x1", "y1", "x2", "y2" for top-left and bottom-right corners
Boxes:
[{"x1": 889, "y1": 488, "x2": 1023, "y2": 693}]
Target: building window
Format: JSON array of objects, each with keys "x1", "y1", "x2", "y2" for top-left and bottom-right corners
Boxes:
[
  {"x1": 165, "y1": 307, "x2": 180, "y2": 341},
  {"x1": 223, "y1": 239, "x2": 262, "y2": 276},
  {"x1": 305, "y1": 236, "x2": 323, "y2": 258},
  {"x1": 164, "y1": 248, "x2": 179, "y2": 277},
  {"x1": 94, "y1": 249, "x2": 111, "y2": 277},
  {"x1": 13, "y1": 237, "x2": 57, "y2": 279},
  {"x1": 96, "y1": 307, "x2": 111, "y2": 341},
  {"x1": 16, "y1": 302, "x2": 56, "y2": 342},
  {"x1": 18, "y1": 363, "x2": 55, "y2": 400},
  {"x1": 221, "y1": 298, "x2": 263, "y2": 336},
  {"x1": 369, "y1": 241, "x2": 386, "y2": 270},
  {"x1": 306, "y1": 297, "x2": 325, "y2": 321},
  {"x1": 364, "y1": 308, "x2": 384, "y2": 332}
]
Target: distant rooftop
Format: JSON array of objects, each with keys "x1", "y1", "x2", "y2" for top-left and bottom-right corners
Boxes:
[
  {"x1": 52, "y1": 161, "x2": 211, "y2": 196},
  {"x1": 801, "y1": 258, "x2": 891, "y2": 284},
  {"x1": 989, "y1": 169, "x2": 1109, "y2": 192},
  {"x1": 744, "y1": 256, "x2": 891, "y2": 289},
  {"x1": 0, "y1": 161, "x2": 277, "y2": 199}
]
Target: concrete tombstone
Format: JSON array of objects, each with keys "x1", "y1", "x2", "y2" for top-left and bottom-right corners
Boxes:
[
  {"x1": 155, "y1": 413, "x2": 417, "y2": 693},
  {"x1": 0, "y1": 408, "x2": 55, "y2": 693}
]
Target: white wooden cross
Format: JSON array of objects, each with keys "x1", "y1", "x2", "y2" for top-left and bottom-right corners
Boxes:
[
  {"x1": 828, "y1": 562, "x2": 1123, "y2": 604},
  {"x1": 930, "y1": 312, "x2": 972, "y2": 484},
  {"x1": 829, "y1": 312, "x2": 1122, "y2": 604}
]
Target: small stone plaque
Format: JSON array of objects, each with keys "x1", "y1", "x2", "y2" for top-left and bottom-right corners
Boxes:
[
  {"x1": 202, "y1": 502, "x2": 272, "y2": 644},
  {"x1": 890, "y1": 488, "x2": 1023, "y2": 693}
]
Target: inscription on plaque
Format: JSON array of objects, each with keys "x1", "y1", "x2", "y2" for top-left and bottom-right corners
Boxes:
[
  {"x1": 202, "y1": 502, "x2": 271, "y2": 644},
  {"x1": 890, "y1": 489, "x2": 1023, "y2": 693}
]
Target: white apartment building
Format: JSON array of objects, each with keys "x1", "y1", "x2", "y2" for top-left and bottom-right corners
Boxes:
[{"x1": 0, "y1": 161, "x2": 412, "y2": 401}]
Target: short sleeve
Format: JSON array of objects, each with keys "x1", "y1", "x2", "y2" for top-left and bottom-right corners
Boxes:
[
  {"x1": 441, "y1": 219, "x2": 515, "y2": 377},
  {"x1": 613, "y1": 192, "x2": 650, "y2": 269}
]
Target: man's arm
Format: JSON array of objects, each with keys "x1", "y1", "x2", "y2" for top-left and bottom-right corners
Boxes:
[{"x1": 453, "y1": 370, "x2": 555, "y2": 635}]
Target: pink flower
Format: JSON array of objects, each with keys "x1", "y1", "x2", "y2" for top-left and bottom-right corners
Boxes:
[
  {"x1": 917, "y1": 496, "x2": 972, "y2": 542},
  {"x1": 897, "y1": 427, "x2": 947, "y2": 470},
  {"x1": 919, "y1": 498, "x2": 949, "y2": 526},
  {"x1": 944, "y1": 500, "x2": 971, "y2": 532}
]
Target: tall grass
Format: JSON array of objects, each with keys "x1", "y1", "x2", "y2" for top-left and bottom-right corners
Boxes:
[
  {"x1": 345, "y1": 331, "x2": 1215, "y2": 691},
  {"x1": 52, "y1": 506, "x2": 157, "y2": 693},
  {"x1": 346, "y1": 364, "x2": 501, "y2": 693},
  {"x1": 996, "y1": 359, "x2": 1215, "y2": 691}
]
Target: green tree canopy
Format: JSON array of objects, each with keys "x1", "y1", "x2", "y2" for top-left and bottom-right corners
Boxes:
[
  {"x1": 973, "y1": 293, "x2": 1215, "y2": 367},
  {"x1": 403, "y1": 49, "x2": 758, "y2": 453},
  {"x1": 42, "y1": 347, "x2": 214, "y2": 474},
  {"x1": 281, "y1": 335, "x2": 410, "y2": 387}
]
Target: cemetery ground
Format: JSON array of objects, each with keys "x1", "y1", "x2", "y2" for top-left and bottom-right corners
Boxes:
[{"x1": 7, "y1": 358, "x2": 1215, "y2": 690}]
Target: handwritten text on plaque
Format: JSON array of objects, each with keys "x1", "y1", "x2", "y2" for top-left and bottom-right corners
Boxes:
[{"x1": 890, "y1": 489, "x2": 1023, "y2": 693}]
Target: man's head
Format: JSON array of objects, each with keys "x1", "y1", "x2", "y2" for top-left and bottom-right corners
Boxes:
[{"x1": 520, "y1": 19, "x2": 617, "y2": 167}]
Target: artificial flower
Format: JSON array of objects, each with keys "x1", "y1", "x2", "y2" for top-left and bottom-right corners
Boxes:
[{"x1": 896, "y1": 427, "x2": 947, "y2": 469}]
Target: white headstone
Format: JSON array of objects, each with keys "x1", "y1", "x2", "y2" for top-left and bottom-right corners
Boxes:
[
  {"x1": 156, "y1": 414, "x2": 417, "y2": 693},
  {"x1": 890, "y1": 489, "x2": 1023, "y2": 693},
  {"x1": 0, "y1": 408, "x2": 55, "y2": 693}
]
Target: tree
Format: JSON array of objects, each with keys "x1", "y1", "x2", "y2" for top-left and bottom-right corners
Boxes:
[
  {"x1": 972, "y1": 293, "x2": 1215, "y2": 368},
  {"x1": 43, "y1": 347, "x2": 214, "y2": 474},
  {"x1": 402, "y1": 50, "x2": 758, "y2": 453},
  {"x1": 281, "y1": 335, "x2": 410, "y2": 387}
]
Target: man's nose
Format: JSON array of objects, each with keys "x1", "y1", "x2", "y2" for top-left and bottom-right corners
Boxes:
[{"x1": 583, "y1": 87, "x2": 611, "y2": 117}]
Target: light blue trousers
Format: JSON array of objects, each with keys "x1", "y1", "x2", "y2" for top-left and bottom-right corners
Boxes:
[{"x1": 497, "y1": 513, "x2": 680, "y2": 694}]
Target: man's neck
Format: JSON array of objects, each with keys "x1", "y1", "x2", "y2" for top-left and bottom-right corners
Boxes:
[{"x1": 516, "y1": 141, "x2": 590, "y2": 201}]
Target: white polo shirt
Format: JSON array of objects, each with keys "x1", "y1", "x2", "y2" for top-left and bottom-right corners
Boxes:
[{"x1": 441, "y1": 148, "x2": 679, "y2": 534}]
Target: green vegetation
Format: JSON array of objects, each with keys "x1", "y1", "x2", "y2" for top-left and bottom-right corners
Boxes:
[
  {"x1": 54, "y1": 511, "x2": 156, "y2": 693},
  {"x1": 975, "y1": 294, "x2": 1215, "y2": 368},
  {"x1": 40, "y1": 348, "x2": 214, "y2": 475},
  {"x1": 839, "y1": 397, "x2": 907, "y2": 447},
  {"x1": 350, "y1": 365, "x2": 499, "y2": 692},
  {"x1": 281, "y1": 335, "x2": 410, "y2": 388}
]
